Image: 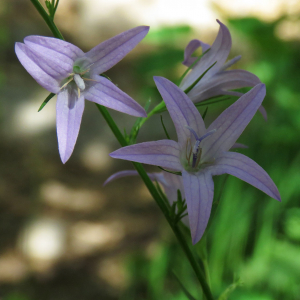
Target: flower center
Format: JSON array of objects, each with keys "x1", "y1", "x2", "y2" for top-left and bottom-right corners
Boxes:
[{"x1": 184, "y1": 126, "x2": 216, "y2": 171}]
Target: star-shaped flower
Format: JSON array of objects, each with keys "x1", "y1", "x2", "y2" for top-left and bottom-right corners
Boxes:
[
  {"x1": 110, "y1": 76, "x2": 281, "y2": 244},
  {"x1": 15, "y1": 26, "x2": 149, "y2": 163},
  {"x1": 180, "y1": 20, "x2": 267, "y2": 120}
]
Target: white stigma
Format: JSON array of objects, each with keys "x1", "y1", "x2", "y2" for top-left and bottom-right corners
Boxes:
[{"x1": 73, "y1": 74, "x2": 85, "y2": 91}]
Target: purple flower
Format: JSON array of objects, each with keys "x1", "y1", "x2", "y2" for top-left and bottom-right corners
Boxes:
[
  {"x1": 180, "y1": 20, "x2": 267, "y2": 120},
  {"x1": 15, "y1": 26, "x2": 149, "y2": 163},
  {"x1": 110, "y1": 76, "x2": 281, "y2": 244}
]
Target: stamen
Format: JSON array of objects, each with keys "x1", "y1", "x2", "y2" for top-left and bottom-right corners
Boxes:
[{"x1": 60, "y1": 77, "x2": 74, "y2": 90}]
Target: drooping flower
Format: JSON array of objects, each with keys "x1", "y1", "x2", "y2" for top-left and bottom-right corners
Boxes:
[
  {"x1": 180, "y1": 20, "x2": 267, "y2": 120},
  {"x1": 110, "y1": 76, "x2": 281, "y2": 244},
  {"x1": 15, "y1": 26, "x2": 149, "y2": 163},
  {"x1": 104, "y1": 169, "x2": 189, "y2": 225}
]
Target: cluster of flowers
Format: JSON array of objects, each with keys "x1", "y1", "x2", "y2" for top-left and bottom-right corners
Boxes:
[{"x1": 16, "y1": 20, "x2": 280, "y2": 244}]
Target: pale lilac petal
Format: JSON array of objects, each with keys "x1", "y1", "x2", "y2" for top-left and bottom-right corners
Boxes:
[
  {"x1": 15, "y1": 43, "x2": 60, "y2": 93},
  {"x1": 110, "y1": 140, "x2": 182, "y2": 172},
  {"x1": 24, "y1": 36, "x2": 84, "y2": 60},
  {"x1": 180, "y1": 20, "x2": 231, "y2": 91},
  {"x1": 84, "y1": 75, "x2": 146, "y2": 117},
  {"x1": 154, "y1": 76, "x2": 206, "y2": 148},
  {"x1": 201, "y1": 84, "x2": 266, "y2": 161},
  {"x1": 219, "y1": 55, "x2": 241, "y2": 71},
  {"x1": 209, "y1": 152, "x2": 281, "y2": 201},
  {"x1": 230, "y1": 143, "x2": 248, "y2": 149},
  {"x1": 86, "y1": 26, "x2": 149, "y2": 75},
  {"x1": 182, "y1": 170, "x2": 214, "y2": 244},
  {"x1": 187, "y1": 69, "x2": 261, "y2": 103},
  {"x1": 103, "y1": 170, "x2": 158, "y2": 186},
  {"x1": 259, "y1": 105, "x2": 268, "y2": 121},
  {"x1": 182, "y1": 39, "x2": 210, "y2": 67},
  {"x1": 56, "y1": 87, "x2": 85, "y2": 163}
]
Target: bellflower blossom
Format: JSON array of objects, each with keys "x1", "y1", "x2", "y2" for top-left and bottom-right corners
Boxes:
[
  {"x1": 15, "y1": 26, "x2": 149, "y2": 163},
  {"x1": 110, "y1": 77, "x2": 281, "y2": 244},
  {"x1": 180, "y1": 20, "x2": 267, "y2": 120}
]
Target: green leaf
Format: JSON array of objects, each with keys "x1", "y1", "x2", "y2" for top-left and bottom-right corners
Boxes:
[
  {"x1": 172, "y1": 272, "x2": 197, "y2": 300},
  {"x1": 218, "y1": 277, "x2": 243, "y2": 300},
  {"x1": 38, "y1": 92, "x2": 55, "y2": 112}
]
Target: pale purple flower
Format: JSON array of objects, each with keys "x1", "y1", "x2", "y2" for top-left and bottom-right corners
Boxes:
[
  {"x1": 180, "y1": 20, "x2": 267, "y2": 120},
  {"x1": 15, "y1": 26, "x2": 149, "y2": 163},
  {"x1": 110, "y1": 76, "x2": 281, "y2": 244}
]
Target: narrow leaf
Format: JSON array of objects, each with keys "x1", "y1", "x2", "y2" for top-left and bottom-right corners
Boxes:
[
  {"x1": 172, "y1": 272, "x2": 197, "y2": 300},
  {"x1": 184, "y1": 61, "x2": 217, "y2": 94},
  {"x1": 202, "y1": 106, "x2": 208, "y2": 120},
  {"x1": 157, "y1": 166, "x2": 182, "y2": 176},
  {"x1": 160, "y1": 115, "x2": 170, "y2": 139},
  {"x1": 38, "y1": 92, "x2": 55, "y2": 112}
]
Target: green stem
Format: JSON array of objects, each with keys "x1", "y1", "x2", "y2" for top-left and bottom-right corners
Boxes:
[
  {"x1": 30, "y1": 0, "x2": 64, "y2": 40},
  {"x1": 30, "y1": 3, "x2": 214, "y2": 298},
  {"x1": 96, "y1": 105, "x2": 213, "y2": 300}
]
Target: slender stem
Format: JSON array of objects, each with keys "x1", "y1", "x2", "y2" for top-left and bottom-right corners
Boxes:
[
  {"x1": 30, "y1": 0, "x2": 64, "y2": 40},
  {"x1": 96, "y1": 105, "x2": 214, "y2": 300},
  {"x1": 30, "y1": 3, "x2": 214, "y2": 298},
  {"x1": 138, "y1": 100, "x2": 166, "y2": 128}
]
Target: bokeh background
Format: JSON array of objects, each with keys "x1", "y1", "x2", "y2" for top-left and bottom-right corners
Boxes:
[{"x1": 1, "y1": 0, "x2": 300, "y2": 299}]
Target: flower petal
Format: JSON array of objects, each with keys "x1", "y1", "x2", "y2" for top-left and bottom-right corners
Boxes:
[
  {"x1": 180, "y1": 20, "x2": 231, "y2": 91},
  {"x1": 154, "y1": 76, "x2": 206, "y2": 148},
  {"x1": 182, "y1": 39, "x2": 210, "y2": 67},
  {"x1": 110, "y1": 140, "x2": 182, "y2": 172},
  {"x1": 86, "y1": 26, "x2": 150, "y2": 75},
  {"x1": 258, "y1": 105, "x2": 268, "y2": 121},
  {"x1": 187, "y1": 69, "x2": 261, "y2": 103},
  {"x1": 209, "y1": 151, "x2": 281, "y2": 201},
  {"x1": 56, "y1": 87, "x2": 85, "y2": 163},
  {"x1": 201, "y1": 83, "x2": 266, "y2": 161},
  {"x1": 103, "y1": 170, "x2": 158, "y2": 186},
  {"x1": 182, "y1": 170, "x2": 214, "y2": 244},
  {"x1": 24, "y1": 36, "x2": 84, "y2": 60},
  {"x1": 84, "y1": 75, "x2": 146, "y2": 117},
  {"x1": 15, "y1": 42, "x2": 61, "y2": 93}
]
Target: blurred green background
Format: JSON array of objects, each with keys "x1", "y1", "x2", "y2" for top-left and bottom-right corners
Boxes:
[{"x1": 0, "y1": 0, "x2": 300, "y2": 299}]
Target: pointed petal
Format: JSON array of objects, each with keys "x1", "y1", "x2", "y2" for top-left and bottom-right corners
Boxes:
[
  {"x1": 24, "y1": 36, "x2": 84, "y2": 60},
  {"x1": 180, "y1": 20, "x2": 231, "y2": 91},
  {"x1": 219, "y1": 55, "x2": 241, "y2": 71},
  {"x1": 154, "y1": 76, "x2": 206, "y2": 148},
  {"x1": 15, "y1": 43, "x2": 60, "y2": 93},
  {"x1": 258, "y1": 105, "x2": 268, "y2": 121},
  {"x1": 209, "y1": 152, "x2": 281, "y2": 201},
  {"x1": 103, "y1": 170, "x2": 158, "y2": 186},
  {"x1": 182, "y1": 39, "x2": 210, "y2": 67},
  {"x1": 188, "y1": 69, "x2": 261, "y2": 103},
  {"x1": 201, "y1": 84, "x2": 266, "y2": 161},
  {"x1": 84, "y1": 75, "x2": 146, "y2": 117},
  {"x1": 230, "y1": 143, "x2": 248, "y2": 150},
  {"x1": 182, "y1": 170, "x2": 214, "y2": 244},
  {"x1": 110, "y1": 140, "x2": 182, "y2": 172},
  {"x1": 56, "y1": 88, "x2": 85, "y2": 163},
  {"x1": 86, "y1": 26, "x2": 150, "y2": 75}
]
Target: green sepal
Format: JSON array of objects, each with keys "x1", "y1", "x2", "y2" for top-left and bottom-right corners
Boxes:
[
  {"x1": 184, "y1": 61, "x2": 217, "y2": 94},
  {"x1": 160, "y1": 115, "x2": 170, "y2": 139},
  {"x1": 172, "y1": 272, "x2": 197, "y2": 300},
  {"x1": 202, "y1": 106, "x2": 208, "y2": 120},
  {"x1": 38, "y1": 92, "x2": 55, "y2": 112},
  {"x1": 157, "y1": 166, "x2": 182, "y2": 176},
  {"x1": 128, "y1": 98, "x2": 151, "y2": 144}
]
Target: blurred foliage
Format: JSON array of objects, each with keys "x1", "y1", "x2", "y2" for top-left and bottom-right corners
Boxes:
[{"x1": 120, "y1": 17, "x2": 300, "y2": 300}]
